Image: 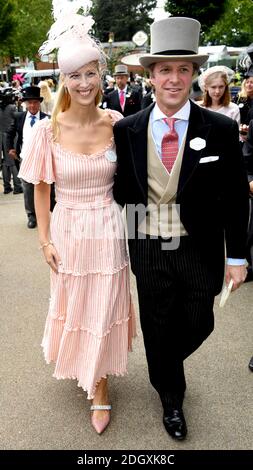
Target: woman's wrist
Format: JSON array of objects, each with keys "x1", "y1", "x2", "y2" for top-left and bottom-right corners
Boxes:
[{"x1": 39, "y1": 240, "x2": 54, "y2": 250}]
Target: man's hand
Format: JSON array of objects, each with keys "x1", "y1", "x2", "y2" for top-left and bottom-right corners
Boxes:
[
  {"x1": 225, "y1": 264, "x2": 247, "y2": 291},
  {"x1": 8, "y1": 149, "x2": 18, "y2": 160}
]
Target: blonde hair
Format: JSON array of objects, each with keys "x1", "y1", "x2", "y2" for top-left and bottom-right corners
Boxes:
[
  {"x1": 51, "y1": 62, "x2": 102, "y2": 140},
  {"x1": 203, "y1": 71, "x2": 230, "y2": 108},
  {"x1": 39, "y1": 81, "x2": 52, "y2": 103},
  {"x1": 47, "y1": 79, "x2": 54, "y2": 89},
  {"x1": 238, "y1": 79, "x2": 248, "y2": 99}
]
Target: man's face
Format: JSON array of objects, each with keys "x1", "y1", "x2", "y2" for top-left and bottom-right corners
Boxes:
[
  {"x1": 25, "y1": 100, "x2": 41, "y2": 115},
  {"x1": 115, "y1": 75, "x2": 128, "y2": 90},
  {"x1": 150, "y1": 61, "x2": 194, "y2": 115}
]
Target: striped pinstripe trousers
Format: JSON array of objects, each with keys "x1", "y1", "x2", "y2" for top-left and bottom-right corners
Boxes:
[{"x1": 130, "y1": 235, "x2": 217, "y2": 406}]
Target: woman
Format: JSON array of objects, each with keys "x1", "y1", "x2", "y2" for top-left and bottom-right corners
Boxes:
[
  {"x1": 39, "y1": 80, "x2": 55, "y2": 116},
  {"x1": 236, "y1": 71, "x2": 253, "y2": 124},
  {"x1": 18, "y1": 8, "x2": 136, "y2": 435},
  {"x1": 236, "y1": 69, "x2": 253, "y2": 139},
  {"x1": 199, "y1": 66, "x2": 240, "y2": 125}
]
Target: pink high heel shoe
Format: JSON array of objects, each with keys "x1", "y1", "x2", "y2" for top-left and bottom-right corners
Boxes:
[{"x1": 90, "y1": 404, "x2": 112, "y2": 434}]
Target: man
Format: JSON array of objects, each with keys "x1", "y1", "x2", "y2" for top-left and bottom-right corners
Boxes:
[
  {"x1": 6, "y1": 86, "x2": 49, "y2": 228},
  {"x1": 102, "y1": 64, "x2": 141, "y2": 116},
  {"x1": 0, "y1": 88, "x2": 23, "y2": 194},
  {"x1": 113, "y1": 17, "x2": 249, "y2": 440}
]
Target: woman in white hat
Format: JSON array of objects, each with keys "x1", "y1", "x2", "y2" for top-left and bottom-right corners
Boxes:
[
  {"x1": 199, "y1": 66, "x2": 240, "y2": 125},
  {"x1": 18, "y1": 1, "x2": 136, "y2": 435}
]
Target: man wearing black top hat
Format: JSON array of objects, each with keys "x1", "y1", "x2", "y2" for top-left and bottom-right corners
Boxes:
[
  {"x1": 113, "y1": 17, "x2": 249, "y2": 440},
  {"x1": 6, "y1": 86, "x2": 50, "y2": 228}
]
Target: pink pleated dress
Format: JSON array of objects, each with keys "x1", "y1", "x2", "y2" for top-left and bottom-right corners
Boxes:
[{"x1": 19, "y1": 110, "x2": 136, "y2": 399}]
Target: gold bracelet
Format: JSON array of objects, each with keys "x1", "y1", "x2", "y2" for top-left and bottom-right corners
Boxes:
[{"x1": 39, "y1": 240, "x2": 54, "y2": 250}]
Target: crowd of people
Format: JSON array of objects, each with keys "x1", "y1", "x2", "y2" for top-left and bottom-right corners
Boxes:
[{"x1": 1, "y1": 3, "x2": 253, "y2": 442}]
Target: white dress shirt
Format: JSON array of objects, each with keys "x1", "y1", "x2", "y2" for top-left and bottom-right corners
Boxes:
[
  {"x1": 22, "y1": 111, "x2": 41, "y2": 156},
  {"x1": 151, "y1": 100, "x2": 190, "y2": 159}
]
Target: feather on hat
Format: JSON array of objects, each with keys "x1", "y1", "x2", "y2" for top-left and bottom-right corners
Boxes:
[{"x1": 39, "y1": 1, "x2": 103, "y2": 74}]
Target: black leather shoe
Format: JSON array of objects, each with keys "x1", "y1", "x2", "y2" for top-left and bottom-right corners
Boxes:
[
  {"x1": 163, "y1": 407, "x2": 187, "y2": 440},
  {"x1": 27, "y1": 218, "x2": 37, "y2": 229},
  {"x1": 248, "y1": 356, "x2": 253, "y2": 372},
  {"x1": 3, "y1": 188, "x2": 13, "y2": 194},
  {"x1": 13, "y1": 188, "x2": 23, "y2": 194}
]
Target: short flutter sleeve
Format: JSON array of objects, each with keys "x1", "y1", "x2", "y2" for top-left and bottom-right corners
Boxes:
[
  {"x1": 18, "y1": 120, "x2": 55, "y2": 185},
  {"x1": 107, "y1": 109, "x2": 124, "y2": 126}
]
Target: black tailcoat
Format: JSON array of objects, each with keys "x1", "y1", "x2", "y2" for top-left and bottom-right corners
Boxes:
[{"x1": 113, "y1": 100, "x2": 249, "y2": 292}]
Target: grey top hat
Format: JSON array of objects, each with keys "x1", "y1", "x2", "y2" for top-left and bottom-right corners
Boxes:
[
  {"x1": 113, "y1": 64, "x2": 129, "y2": 76},
  {"x1": 139, "y1": 17, "x2": 208, "y2": 69}
]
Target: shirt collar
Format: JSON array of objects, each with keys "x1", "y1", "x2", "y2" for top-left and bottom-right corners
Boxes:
[
  {"x1": 152, "y1": 100, "x2": 191, "y2": 123},
  {"x1": 28, "y1": 111, "x2": 40, "y2": 119},
  {"x1": 118, "y1": 85, "x2": 128, "y2": 94}
]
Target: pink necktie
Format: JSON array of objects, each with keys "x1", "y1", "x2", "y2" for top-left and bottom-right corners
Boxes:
[
  {"x1": 161, "y1": 118, "x2": 179, "y2": 173},
  {"x1": 119, "y1": 90, "x2": 125, "y2": 111}
]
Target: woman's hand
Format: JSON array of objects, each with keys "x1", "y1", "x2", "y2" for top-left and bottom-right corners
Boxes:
[
  {"x1": 249, "y1": 181, "x2": 253, "y2": 194},
  {"x1": 42, "y1": 244, "x2": 62, "y2": 273}
]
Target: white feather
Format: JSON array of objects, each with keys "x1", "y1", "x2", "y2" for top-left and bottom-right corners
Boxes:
[
  {"x1": 39, "y1": 1, "x2": 94, "y2": 56},
  {"x1": 52, "y1": 0, "x2": 92, "y2": 19}
]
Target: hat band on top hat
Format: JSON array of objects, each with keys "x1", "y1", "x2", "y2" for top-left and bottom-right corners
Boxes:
[{"x1": 154, "y1": 49, "x2": 196, "y2": 55}]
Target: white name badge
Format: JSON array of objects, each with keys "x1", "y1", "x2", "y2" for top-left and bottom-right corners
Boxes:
[{"x1": 105, "y1": 150, "x2": 117, "y2": 162}]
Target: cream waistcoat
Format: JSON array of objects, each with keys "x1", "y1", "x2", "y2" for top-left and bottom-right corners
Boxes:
[{"x1": 138, "y1": 119, "x2": 188, "y2": 237}]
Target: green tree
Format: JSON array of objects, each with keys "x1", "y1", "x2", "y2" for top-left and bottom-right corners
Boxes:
[
  {"x1": 107, "y1": 45, "x2": 136, "y2": 75},
  {"x1": 91, "y1": 0, "x2": 157, "y2": 42},
  {"x1": 6, "y1": 0, "x2": 52, "y2": 60},
  {"x1": 205, "y1": 0, "x2": 253, "y2": 46},
  {"x1": 164, "y1": 0, "x2": 226, "y2": 39},
  {"x1": 0, "y1": 0, "x2": 17, "y2": 53}
]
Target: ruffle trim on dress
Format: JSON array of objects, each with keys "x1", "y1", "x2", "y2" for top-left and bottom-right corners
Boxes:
[
  {"x1": 46, "y1": 123, "x2": 115, "y2": 160},
  {"x1": 57, "y1": 260, "x2": 129, "y2": 276},
  {"x1": 29, "y1": 178, "x2": 55, "y2": 185},
  {"x1": 52, "y1": 370, "x2": 128, "y2": 400},
  {"x1": 46, "y1": 313, "x2": 134, "y2": 338}
]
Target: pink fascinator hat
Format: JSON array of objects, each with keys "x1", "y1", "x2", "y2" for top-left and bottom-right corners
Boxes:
[{"x1": 39, "y1": 0, "x2": 103, "y2": 74}]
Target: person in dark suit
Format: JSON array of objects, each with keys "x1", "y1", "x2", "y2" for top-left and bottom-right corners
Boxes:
[
  {"x1": 0, "y1": 88, "x2": 23, "y2": 194},
  {"x1": 236, "y1": 65, "x2": 253, "y2": 128},
  {"x1": 101, "y1": 64, "x2": 141, "y2": 116},
  {"x1": 6, "y1": 86, "x2": 53, "y2": 228},
  {"x1": 113, "y1": 17, "x2": 249, "y2": 440},
  {"x1": 141, "y1": 88, "x2": 156, "y2": 109}
]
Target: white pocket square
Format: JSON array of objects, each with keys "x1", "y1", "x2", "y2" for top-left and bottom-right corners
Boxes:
[{"x1": 199, "y1": 156, "x2": 219, "y2": 163}]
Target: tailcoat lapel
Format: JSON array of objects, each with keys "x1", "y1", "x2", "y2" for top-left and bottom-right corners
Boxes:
[
  {"x1": 126, "y1": 101, "x2": 212, "y2": 201},
  {"x1": 178, "y1": 100, "x2": 211, "y2": 194},
  {"x1": 126, "y1": 103, "x2": 155, "y2": 201}
]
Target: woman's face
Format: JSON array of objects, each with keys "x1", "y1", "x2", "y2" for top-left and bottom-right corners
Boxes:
[
  {"x1": 205, "y1": 76, "x2": 226, "y2": 105},
  {"x1": 64, "y1": 62, "x2": 100, "y2": 105},
  {"x1": 245, "y1": 77, "x2": 253, "y2": 97}
]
